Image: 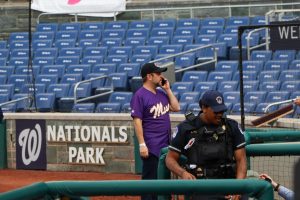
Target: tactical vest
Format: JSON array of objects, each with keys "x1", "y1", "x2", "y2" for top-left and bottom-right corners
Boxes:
[{"x1": 182, "y1": 113, "x2": 235, "y2": 178}]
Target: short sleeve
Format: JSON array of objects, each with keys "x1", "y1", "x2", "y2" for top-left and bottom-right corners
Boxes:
[
  {"x1": 130, "y1": 92, "x2": 144, "y2": 119},
  {"x1": 169, "y1": 123, "x2": 186, "y2": 153},
  {"x1": 230, "y1": 121, "x2": 246, "y2": 149}
]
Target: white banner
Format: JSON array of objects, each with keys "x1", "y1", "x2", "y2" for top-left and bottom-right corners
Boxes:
[{"x1": 32, "y1": 0, "x2": 126, "y2": 17}]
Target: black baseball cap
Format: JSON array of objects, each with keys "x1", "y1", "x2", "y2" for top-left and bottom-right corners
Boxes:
[
  {"x1": 141, "y1": 63, "x2": 167, "y2": 78},
  {"x1": 200, "y1": 90, "x2": 227, "y2": 112}
]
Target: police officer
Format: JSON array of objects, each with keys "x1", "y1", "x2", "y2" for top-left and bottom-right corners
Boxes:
[{"x1": 166, "y1": 90, "x2": 247, "y2": 200}]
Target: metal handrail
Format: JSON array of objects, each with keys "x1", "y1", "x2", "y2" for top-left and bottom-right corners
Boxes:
[
  {"x1": 150, "y1": 44, "x2": 218, "y2": 73},
  {"x1": 36, "y1": 2, "x2": 300, "y2": 23},
  {"x1": 74, "y1": 75, "x2": 113, "y2": 104},
  {"x1": 264, "y1": 98, "x2": 296, "y2": 113},
  {"x1": 0, "y1": 96, "x2": 31, "y2": 108},
  {"x1": 246, "y1": 28, "x2": 268, "y2": 60}
]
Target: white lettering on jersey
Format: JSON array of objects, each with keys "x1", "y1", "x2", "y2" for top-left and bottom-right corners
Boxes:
[{"x1": 150, "y1": 102, "x2": 169, "y2": 119}]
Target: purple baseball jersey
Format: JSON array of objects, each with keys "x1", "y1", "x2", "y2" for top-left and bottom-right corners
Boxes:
[{"x1": 131, "y1": 87, "x2": 171, "y2": 157}]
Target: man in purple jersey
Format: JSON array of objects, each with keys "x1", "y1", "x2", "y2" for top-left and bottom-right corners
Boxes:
[{"x1": 131, "y1": 62, "x2": 180, "y2": 200}]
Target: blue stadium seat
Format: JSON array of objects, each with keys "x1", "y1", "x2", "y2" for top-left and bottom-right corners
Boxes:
[
  {"x1": 226, "y1": 16, "x2": 250, "y2": 27},
  {"x1": 265, "y1": 91, "x2": 290, "y2": 103},
  {"x1": 81, "y1": 22, "x2": 105, "y2": 31},
  {"x1": 78, "y1": 30, "x2": 101, "y2": 41},
  {"x1": 175, "y1": 53, "x2": 196, "y2": 68},
  {"x1": 264, "y1": 60, "x2": 289, "y2": 71},
  {"x1": 278, "y1": 70, "x2": 300, "y2": 82},
  {"x1": 56, "y1": 56, "x2": 80, "y2": 66},
  {"x1": 0, "y1": 41, "x2": 7, "y2": 49},
  {"x1": 59, "y1": 22, "x2": 81, "y2": 31},
  {"x1": 85, "y1": 73, "x2": 106, "y2": 89},
  {"x1": 153, "y1": 19, "x2": 176, "y2": 29},
  {"x1": 242, "y1": 33, "x2": 260, "y2": 47},
  {"x1": 289, "y1": 60, "x2": 300, "y2": 70},
  {"x1": 126, "y1": 28, "x2": 150, "y2": 39},
  {"x1": 255, "y1": 103, "x2": 278, "y2": 115},
  {"x1": 36, "y1": 74, "x2": 59, "y2": 89},
  {"x1": 129, "y1": 20, "x2": 152, "y2": 29},
  {"x1": 194, "y1": 82, "x2": 218, "y2": 95},
  {"x1": 251, "y1": 16, "x2": 266, "y2": 25},
  {"x1": 0, "y1": 75, "x2": 6, "y2": 84},
  {"x1": 13, "y1": 93, "x2": 31, "y2": 112},
  {"x1": 66, "y1": 64, "x2": 91, "y2": 79},
  {"x1": 218, "y1": 81, "x2": 238, "y2": 93},
  {"x1": 242, "y1": 60, "x2": 264, "y2": 72},
  {"x1": 280, "y1": 81, "x2": 300, "y2": 92},
  {"x1": 117, "y1": 63, "x2": 141, "y2": 78},
  {"x1": 83, "y1": 47, "x2": 108, "y2": 57},
  {"x1": 172, "y1": 35, "x2": 194, "y2": 45},
  {"x1": 32, "y1": 39, "x2": 52, "y2": 49},
  {"x1": 54, "y1": 39, "x2": 76, "y2": 48},
  {"x1": 174, "y1": 27, "x2": 198, "y2": 38},
  {"x1": 35, "y1": 93, "x2": 56, "y2": 112},
  {"x1": 35, "y1": 48, "x2": 58, "y2": 58},
  {"x1": 197, "y1": 42, "x2": 228, "y2": 60},
  {"x1": 231, "y1": 102, "x2": 255, "y2": 115},
  {"x1": 106, "y1": 55, "x2": 128, "y2": 67},
  {"x1": 15, "y1": 65, "x2": 40, "y2": 77},
  {"x1": 217, "y1": 34, "x2": 238, "y2": 47},
  {"x1": 0, "y1": 84, "x2": 14, "y2": 100},
  {"x1": 177, "y1": 18, "x2": 200, "y2": 29},
  {"x1": 273, "y1": 50, "x2": 296, "y2": 62},
  {"x1": 130, "y1": 76, "x2": 143, "y2": 93},
  {"x1": 59, "y1": 47, "x2": 82, "y2": 57},
  {"x1": 199, "y1": 26, "x2": 223, "y2": 38},
  {"x1": 229, "y1": 46, "x2": 247, "y2": 60},
  {"x1": 11, "y1": 48, "x2": 29, "y2": 58},
  {"x1": 186, "y1": 103, "x2": 201, "y2": 115},
  {"x1": 60, "y1": 74, "x2": 82, "y2": 85},
  {"x1": 124, "y1": 37, "x2": 146, "y2": 48},
  {"x1": 151, "y1": 28, "x2": 174, "y2": 38},
  {"x1": 244, "y1": 91, "x2": 267, "y2": 104},
  {"x1": 207, "y1": 71, "x2": 232, "y2": 87},
  {"x1": 233, "y1": 71, "x2": 257, "y2": 81},
  {"x1": 78, "y1": 39, "x2": 99, "y2": 48},
  {"x1": 41, "y1": 65, "x2": 65, "y2": 80},
  {"x1": 9, "y1": 32, "x2": 28, "y2": 43},
  {"x1": 110, "y1": 46, "x2": 133, "y2": 58},
  {"x1": 103, "y1": 29, "x2": 126, "y2": 40},
  {"x1": 95, "y1": 102, "x2": 121, "y2": 113},
  {"x1": 250, "y1": 50, "x2": 272, "y2": 61},
  {"x1": 148, "y1": 36, "x2": 170, "y2": 48},
  {"x1": 47, "y1": 83, "x2": 70, "y2": 99},
  {"x1": 68, "y1": 83, "x2": 92, "y2": 99},
  {"x1": 1, "y1": 102, "x2": 16, "y2": 112},
  {"x1": 215, "y1": 61, "x2": 238, "y2": 71},
  {"x1": 134, "y1": 45, "x2": 158, "y2": 59},
  {"x1": 259, "y1": 81, "x2": 281, "y2": 91},
  {"x1": 9, "y1": 41, "x2": 29, "y2": 50},
  {"x1": 159, "y1": 44, "x2": 183, "y2": 54},
  {"x1": 0, "y1": 66, "x2": 14, "y2": 77},
  {"x1": 81, "y1": 56, "x2": 104, "y2": 66},
  {"x1": 72, "y1": 103, "x2": 95, "y2": 113},
  {"x1": 9, "y1": 57, "x2": 29, "y2": 67},
  {"x1": 171, "y1": 82, "x2": 194, "y2": 98},
  {"x1": 294, "y1": 106, "x2": 300, "y2": 118},
  {"x1": 223, "y1": 91, "x2": 240, "y2": 105},
  {"x1": 8, "y1": 74, "x2": 28, "y2": 93},
  {"x1": 0, "y1": 58, "x2": 7, "y2": 66},
  {"x1": 0, "y1": 49, "x2": 9, "y2": 59},
  {"x1": 195, "y1": 34, "x2": 217, "y2": 45},
  {"x1": 179, "y1": 92, "x2": 200, "y2": 103},
  {"x1": 55, "y1": 31, "x2": 78, "y2": 41},
  {"x1": 182, "y1": 71, "x2": 208, "y2": 85},
  {"x1": 101, "y1": 38, "x2": 122, "y2": 48},
  {"x1": 108, "y1": 92, "x2": 133, "y2": 104},
  {"x1": 241, "y1": 80, "x2": 259, "y2": 93},
  {"x1": 33, "y1": 57, "x2": 55, "y2": 67},
  {"x1": 121, "y1": 102, "x2": 132, "y2": 113},
  {"x1": 258, "y1": 70, "x2": 280, "y2": 82},
  {"x1": 201, "y1": 17, "x2": 225, "y2": 27},
  {"x1": 223, "y1": 26, "x2": 238, "y2": 34},
  {"x1": 92, "y1": 63, "x2": 116, "y2": 75},
  {"x1": 131, "y1": 54, "x2": 152, "y2": 66},
  {"x1": 104, "y1": 73, "x2": 128, "y2": 91},
  {"x1": 105, "y1": 21, "x2": 128, "y2": 30},
  {"x1": 36, "y1": 23, "x2": 58, "y2": 32},
  {"x1": 21, "y1": 83, "x2": 46, "y2": 94}
]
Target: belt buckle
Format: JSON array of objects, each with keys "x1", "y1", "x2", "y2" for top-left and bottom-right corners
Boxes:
[{"x1": 196, "y1": 167, "x2": 205, "y2": 178}]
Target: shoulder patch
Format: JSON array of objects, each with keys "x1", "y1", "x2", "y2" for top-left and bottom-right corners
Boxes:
[{"x1": 238, "y1": 124, "x2": 244, "y2": 135}]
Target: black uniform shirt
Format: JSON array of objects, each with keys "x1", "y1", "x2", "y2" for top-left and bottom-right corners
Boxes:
[{"x1": 169, "y1": 116, "x2": 246, "y2": 155}]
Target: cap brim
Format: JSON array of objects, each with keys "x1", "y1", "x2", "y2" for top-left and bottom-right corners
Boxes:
[
  {"x1": 211, "y1": 104, "x2": 227, "y2": 112},
  {"x1": 153, "y1": 67, "x2": 167, "y2": 73}
]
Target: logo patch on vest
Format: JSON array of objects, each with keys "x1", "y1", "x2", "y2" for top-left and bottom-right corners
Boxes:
[{"x1": 184, "y1": 138, "x2": 195, "y2": 150}]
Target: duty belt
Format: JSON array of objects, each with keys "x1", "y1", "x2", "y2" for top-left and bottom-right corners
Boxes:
[{"x1": 185, "y1": 164, "x2": 236, "y2": 179}]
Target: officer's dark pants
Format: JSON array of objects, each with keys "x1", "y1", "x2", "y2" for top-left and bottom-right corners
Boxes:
[{"x1": 141, "y1": 153, "x2": 158, "y2": 200}]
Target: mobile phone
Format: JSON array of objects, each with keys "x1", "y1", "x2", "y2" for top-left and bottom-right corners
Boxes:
[{"x1": 161, "y1": 78, "x2": 167, "y2": 86}]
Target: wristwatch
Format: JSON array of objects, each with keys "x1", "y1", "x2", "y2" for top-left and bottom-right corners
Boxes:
[{"x1": 274, "y1": 183, "x2": 280, "y2": 192}]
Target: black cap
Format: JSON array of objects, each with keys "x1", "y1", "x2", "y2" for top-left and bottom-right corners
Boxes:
[
  {"x1": 141, "y1": 63, "x2": 167, "y2": 78},
  {"x1": 200, "y1": 90, "x2": 227, "y2": 112}
]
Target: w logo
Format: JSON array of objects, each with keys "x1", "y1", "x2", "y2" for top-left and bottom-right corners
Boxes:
[
  {"x1": 16, "y1": 120, "x2": 46, "y2": 170},
  {"x1": 68, "y1": 0, "x2": 81, "y2": 5}
]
